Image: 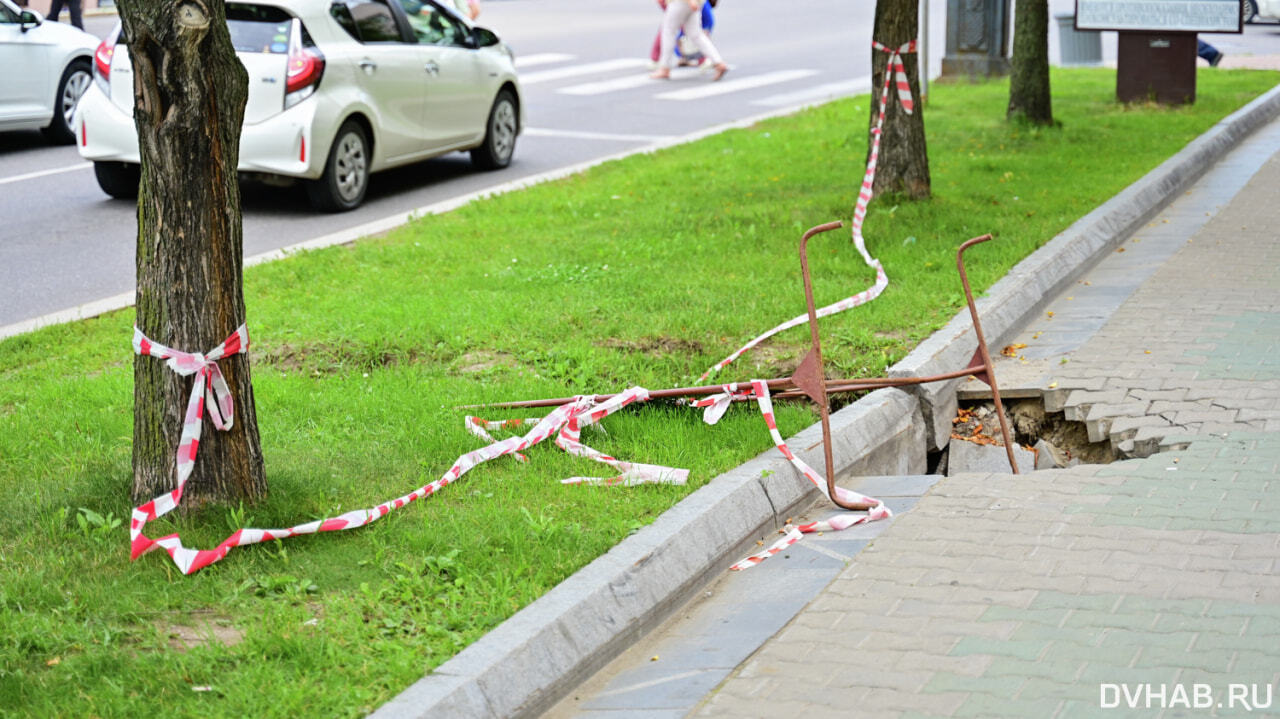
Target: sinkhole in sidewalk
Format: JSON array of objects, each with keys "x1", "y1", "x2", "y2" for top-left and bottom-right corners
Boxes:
[{"x1": 932, "y1": 398, "x2": 1120, "y2": 475}]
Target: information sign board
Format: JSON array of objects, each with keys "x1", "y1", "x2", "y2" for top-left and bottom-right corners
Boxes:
[{"x1": 1075, "y1": 0, "x2": 1242, "y2": 33}]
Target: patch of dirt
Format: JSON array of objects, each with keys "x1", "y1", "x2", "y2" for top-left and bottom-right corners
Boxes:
[
  {"x1": 165, "y1": 616, "x2": 245, "y2": 652},
  {"x1": 454, "y1": 351, "x2": 517, "y2": 374},
  {"x1": 601, "y1": 336, "x2": 705, "y2": 357},
  {"x1": 256, "y1": 341, "x2": 437, "y2": 375}
]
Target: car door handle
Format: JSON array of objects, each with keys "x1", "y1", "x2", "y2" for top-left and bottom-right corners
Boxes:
[
  {"x1": 424, "y1": 60, "x2": 439, "y2": 76},
  {"x1": 359, "y1": 59, "x2": 377, "y2": 74}
]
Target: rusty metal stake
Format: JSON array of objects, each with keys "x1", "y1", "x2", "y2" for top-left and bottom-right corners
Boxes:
[
  {"x1": 465, "y1": 224, "x2": 1022, "y2": 500},
  {"x1": 790, "y1": 226, "x2": 1019, "y2": 504}
]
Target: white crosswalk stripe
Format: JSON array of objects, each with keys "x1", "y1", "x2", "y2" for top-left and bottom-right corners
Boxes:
[
  {"x1": 519, "y1": 58, "x2": 651, "y2": 85},
  {"x1": 558, "y1": 74, "x2": 658, "y2": 96},
  {"x1": 753, "y1": 78, "x2": 871, "y2": 107},
  {"x1": 655, "y1": 69, "x2": 819, "y2": 101},
  {"x1": 514, "y1": 53, "x2": 576, "y2": 69}
]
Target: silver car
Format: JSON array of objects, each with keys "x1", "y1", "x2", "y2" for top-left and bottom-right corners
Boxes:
[
  {"x1": 75, "y1": 0, "x2": 523, "y2": 211},
  {"x1": 0, "y1": 0, "x2": 98, "y2": 143}
]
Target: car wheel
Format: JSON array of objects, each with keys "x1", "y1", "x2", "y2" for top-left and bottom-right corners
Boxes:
[
  {"x1": 307, "y1": 120, "x2": 369, "y2": 212},
  {"x1": 1244, "y1": 0, "x2": 1258, "y2": 23},
  {"x1": 42, "y1": 60, "x2": 92, "y2": 145},
  {"x1": 470, "y1": 89, "x2": 518, "y2": 170},
  {"x1": 94, "y1": 161, "x2": 140, "y2": 199}
]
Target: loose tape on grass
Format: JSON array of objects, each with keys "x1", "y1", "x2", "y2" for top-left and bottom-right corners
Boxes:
[
  {"x1": 699, "y1": 40, "x2": 916, "y2": 383},
  {"x1": 130, "y1": 330, "x2": 883, "y2": 574},
  {"x1": 131, "y1": 332, "x2": 685, "y2": 575}
]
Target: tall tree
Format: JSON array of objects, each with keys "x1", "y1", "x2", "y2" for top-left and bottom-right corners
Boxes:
[
  {"x1": 869, "y1": 0, "x2": 930, "y2": 199},
  {"x1": 1007, "y1": 0, "x2": 1053, "y2": 124},
  {"x1": 122, "y1": 0, "x2": 265, "y2": 507}
]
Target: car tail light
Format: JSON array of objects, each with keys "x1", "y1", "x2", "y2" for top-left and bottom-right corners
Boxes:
[
  {"x1": 93, "y1": 38, "x2": 114, "y2": 93},
  {"x1": 285, "y1": 20, "x2": 324, "y2": 109}
]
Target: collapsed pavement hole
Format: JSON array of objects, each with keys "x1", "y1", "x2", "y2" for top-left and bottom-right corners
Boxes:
[{"x1": 938, "y1": 398, "x2": 1119, "y2": 474}]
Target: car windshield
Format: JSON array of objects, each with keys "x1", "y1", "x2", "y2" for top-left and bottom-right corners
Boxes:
[{"x1": 226, "y1": 4, "x2": 294, "y2": 54}]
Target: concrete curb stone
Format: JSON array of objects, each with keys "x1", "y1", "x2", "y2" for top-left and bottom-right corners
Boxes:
[
  {"x1": 372, "y1": 86, "x2": 1280, "y2": 718},
  {"x1": 890, "y1": 83, "x2": 1280, "y2": 452}
]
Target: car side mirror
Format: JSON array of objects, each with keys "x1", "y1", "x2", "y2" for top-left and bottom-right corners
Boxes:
[
  {"x1": 20, "y1": 9, "x2": 43, "y2": 32},
  {"x1": 471, "y1": 26, "x2": 499, "y2": 48}
]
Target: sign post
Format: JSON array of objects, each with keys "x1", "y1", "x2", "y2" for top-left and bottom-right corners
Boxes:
[{"x1": 1075, "y1": 0, "x2": 1242, "y2": 105}]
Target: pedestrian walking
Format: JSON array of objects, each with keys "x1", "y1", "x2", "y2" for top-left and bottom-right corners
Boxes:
[
  {"x1": 651, "y1": 0, "x2": 728, "y2": 81},
  {"x1": 649, "y1": 0, "x2": 716, "y2": 68},
  {"x1": 46, "y1": 0, "x2": 83, "y2": 30},
  {"x1": 1197, "y1": 37, "x2": 1224, "y2": 66}
]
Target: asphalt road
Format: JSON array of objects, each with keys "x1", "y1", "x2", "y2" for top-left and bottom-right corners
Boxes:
[{"x1": 2, "y1": 0, "x2": 1277, "y2": 331}]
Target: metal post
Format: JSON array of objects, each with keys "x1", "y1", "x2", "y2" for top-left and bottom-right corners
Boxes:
[{"x1": 921, "y1": 0, "x2": 929, "y2": 106}]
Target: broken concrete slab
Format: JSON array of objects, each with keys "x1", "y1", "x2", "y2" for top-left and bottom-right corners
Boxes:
[{"x1": 948, "y1": 439, "x2": 1036, "y2": 475}]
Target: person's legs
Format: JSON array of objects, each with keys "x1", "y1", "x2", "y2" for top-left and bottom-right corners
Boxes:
[
  {"x1": 1197, "y1": 37, "x2": 1223, "y2": 66},
  {"x1": 653, "y1": 2, "x2": 694, "y2": 76},
  {"x1": 67, "y1": 0, "x2": 83, "y2": 30},
  {"x1": 681, "y1": 4, "x2": 725, "y2": 77},
  {"x1": 47, "y1": 0, "x2": 65, "y2": 22}
]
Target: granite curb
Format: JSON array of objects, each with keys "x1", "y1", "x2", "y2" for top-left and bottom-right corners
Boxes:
[{"x1": 371, "y1": 86, "x2": 1280, "y2": 719}]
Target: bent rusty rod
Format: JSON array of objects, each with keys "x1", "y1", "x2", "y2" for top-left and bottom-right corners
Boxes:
[
  {"x1": 956, "y1": 235, "x2": 1019, "y2": 473},
  {"x1": 461, "y1": 227, "x2": 1020, "y2": 509}
]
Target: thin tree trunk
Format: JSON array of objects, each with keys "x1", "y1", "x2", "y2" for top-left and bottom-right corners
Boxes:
[
  {"x1": 870, "y1": 0, "x2": 930, "y2": 199},
  {"x1": 1007, "y1": 0, "x2": 1053, "y2": 124},
  {"x1": 123, "y1": 0, "x2": 265, "y2": 507}
]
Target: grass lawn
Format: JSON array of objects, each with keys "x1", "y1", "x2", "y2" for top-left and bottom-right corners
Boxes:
[{"x1": 1, "y1": 68, "x2": 1276, "y2": 716}]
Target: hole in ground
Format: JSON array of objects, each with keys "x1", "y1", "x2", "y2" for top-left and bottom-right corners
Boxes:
[{"x1": 938, "y1": 398, "x2": 1119, "y2": 474}]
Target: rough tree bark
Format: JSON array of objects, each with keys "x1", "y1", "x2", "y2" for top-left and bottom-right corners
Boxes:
[
  {"x1": 1007, "y1": 0, "x2": 1053, "y2": 124},
  {"x1": 869, "y1": 0, "x2": 930, "y2": 199},
  {"x1": 123, "y1": 0, "x2": 266, "y2": 507}
]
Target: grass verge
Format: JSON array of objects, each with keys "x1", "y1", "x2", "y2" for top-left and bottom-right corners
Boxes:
[{"x1": 1, "y1": 68, "x2": 1276, "y2": 716}]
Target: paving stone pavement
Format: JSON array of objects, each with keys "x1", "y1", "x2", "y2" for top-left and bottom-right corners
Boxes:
[{"x1": 682, "y1": 123, "x2": 1280, "y2": 718}]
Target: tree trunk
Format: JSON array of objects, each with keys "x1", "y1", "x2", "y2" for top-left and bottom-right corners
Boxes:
[
  {"x1": 1007, "y1": 0, "x2": 1053, "y2": 124},
  {"x1": 870, "y1": 0, "x2": 930, "y2": 199},
  {"x1": 123, "y1": 0, "x2": 266, "y2": 507}
]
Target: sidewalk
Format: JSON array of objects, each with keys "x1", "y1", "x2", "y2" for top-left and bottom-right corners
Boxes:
[{"x1": 548, "y1": 116, "x2": 1280, "y2": 717}]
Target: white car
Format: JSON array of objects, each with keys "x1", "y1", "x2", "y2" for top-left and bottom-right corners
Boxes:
[
  {"x1": 0, "y1": 0, "x2": 98, "y2": 143},
  {"x1": 76, "y1": 0, "x2": 523, "y2": 211},
  {"x1": 1251, "y1": 0, "x2": 1280, "y2": 22}
]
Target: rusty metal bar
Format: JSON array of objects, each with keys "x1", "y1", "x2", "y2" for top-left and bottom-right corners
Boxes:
[
  {"x1": 956, "y1": 234, "x2": 1019, "y2": 473},
  {"x1": 464, "y1": 225, "x2": 1022, "y2": 510}
]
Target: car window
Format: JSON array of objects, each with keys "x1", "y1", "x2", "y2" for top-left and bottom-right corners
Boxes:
[
  {"x1": 331, "y1": 0, "x2": 402, "y2": 43},
  {"x1": 400, "y1": 0, "x2": 468, "y2": 47},
  {"x1": 226, "y1": 4, "x2": 295, "y2": 54},
  {"x1": 0, "y1": 3, "x2": 19, "y2": 22}
]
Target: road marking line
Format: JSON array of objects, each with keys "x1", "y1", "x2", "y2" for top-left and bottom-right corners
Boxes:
[
  {"x1": 753, "y1": 77, "x2": 871, "y2": 107},
  {"x1": 519, "y1": 58, "x2": 649, "y2": 85},
  {"x1": 524, "y1": 127, "x2": 675, "y2": 143},
  {"x1": 656, "y1": 69, "x2": 819, "y2": 101},
  {"x1": 513, "y1": 52, "x2": 574, "y2": 69},
  {"x1": 558, "y1": 73, "x2": 656, "y2": 96},
  {"x1": 0, "y1": 162, "x2": 92, "y2": 187}
]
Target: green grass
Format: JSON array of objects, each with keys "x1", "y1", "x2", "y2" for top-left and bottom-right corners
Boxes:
[{"x1": 1, "y1": 68, "x2": 1276, "y2": 716}]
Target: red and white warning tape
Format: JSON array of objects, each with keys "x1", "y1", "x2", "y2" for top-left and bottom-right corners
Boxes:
[
  {"x1": 702, "y1": 380, "x2": 890, "y2": 570},
  {"x1": 699, "y1": 39, "x2": 917, "y2": 383},
  {"x1": 131, "y1": 336, "x2": 686, "y2": 575}
]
